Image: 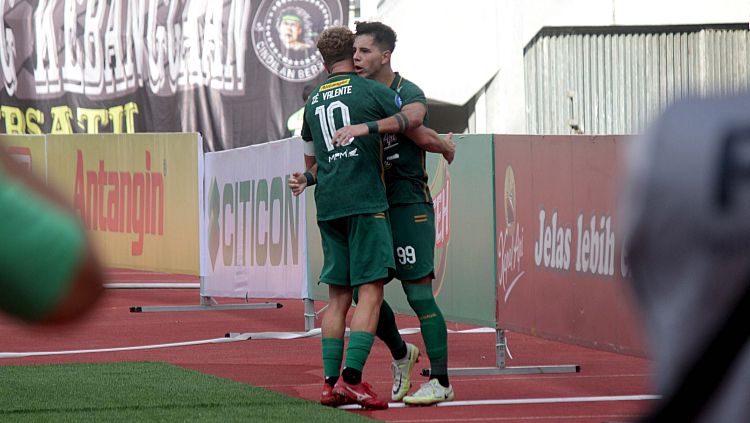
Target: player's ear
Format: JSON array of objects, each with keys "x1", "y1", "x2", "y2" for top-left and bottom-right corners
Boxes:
[{"x1": 382, "y1": 50, "x2": 391, "y2": 64}]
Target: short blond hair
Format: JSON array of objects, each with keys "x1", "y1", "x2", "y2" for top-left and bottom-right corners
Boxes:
[{"x1": 317, "y1": 26, "x2": 354, "y2": 68}]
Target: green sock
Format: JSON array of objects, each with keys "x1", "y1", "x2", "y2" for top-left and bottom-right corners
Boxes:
[
  {"x1": 344, "y1": 331, "x2": 375, "y2": 372},
  {"x1": 404, "y1": 283, "x2": 448, "y2": 377},
  {"x1": 322, "y1": 337, "x2": 344, "y2": 378},
  {"x1": 353, "y1": 288, "x2": 406, "y2": 359}
]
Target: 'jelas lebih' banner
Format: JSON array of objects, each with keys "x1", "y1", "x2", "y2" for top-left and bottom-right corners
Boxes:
[{"x1": 0, "y1": 0, "x2": 347, "y2": 150}]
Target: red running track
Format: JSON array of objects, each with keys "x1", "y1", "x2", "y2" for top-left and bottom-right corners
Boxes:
[{"x1": 0, "y1": 271, "x2": 656, "y2": 422}]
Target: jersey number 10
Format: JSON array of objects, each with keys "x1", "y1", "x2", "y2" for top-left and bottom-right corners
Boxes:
[{"x1": 315, "y1": 101, "x2": 351, "y2": 151}]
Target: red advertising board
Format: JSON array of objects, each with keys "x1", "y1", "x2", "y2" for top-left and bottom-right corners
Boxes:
[{"x1": 495, "y1": 135, "x2": 646, "y2": 355}]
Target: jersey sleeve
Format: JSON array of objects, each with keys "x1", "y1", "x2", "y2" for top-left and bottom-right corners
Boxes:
[
  {"x1": 301, "y1": 112, "x2": 313, "y2": 142},
  {"x1": 398, "y1": 82, "x2": 427, "y2": 107},
  {"x1": 370, "y1": 82, "x2": 403, "y2": 118}
]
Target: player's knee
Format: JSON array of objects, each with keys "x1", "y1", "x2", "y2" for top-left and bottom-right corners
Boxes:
[{"x1": 403, "y1": 281, "x2": 434, "y2": 305}]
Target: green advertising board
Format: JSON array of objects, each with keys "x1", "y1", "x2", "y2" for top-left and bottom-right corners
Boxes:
[{"x1": 306, "y1": 134, "x2": 497, "y2": 327}]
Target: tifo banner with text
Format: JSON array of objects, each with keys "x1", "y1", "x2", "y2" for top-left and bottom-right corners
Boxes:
[
  {"x1": 0, "y1": 134, "x2": 46, "y2": 177},
  {"x1": 46, "y1": 133, "x2": 204, "y2": 276},
  {"x1": 0, "y1": 0, "x2": 348, "y2": 150},
  {"x1": 494, "y1": 135, "x2": 646, "y2": 355},
  {"x1": 203, "y1": 137, "x2": 307, "y2": 299}
]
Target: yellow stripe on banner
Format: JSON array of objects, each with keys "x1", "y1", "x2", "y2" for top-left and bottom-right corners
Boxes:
[
  {"x1": 415, "y1": 218, "x2": 428, "y2": 223},
  {"x1": 414, "y1": 214, "x2": 427, "y2": 219},
  {"x1": 320, "y1": 79, "x2": 350, "y2": 91},
  {"x1": 374, "y1": 215, "x2": 387, "y2": 219}
]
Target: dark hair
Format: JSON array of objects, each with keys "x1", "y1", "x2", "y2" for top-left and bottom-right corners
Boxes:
[
  {"x1": 316, "y1": 26, "x2": 355, "y2": 68},
  {"x1": 355, "y1": 21, "x2": 397, "y2": 52}
]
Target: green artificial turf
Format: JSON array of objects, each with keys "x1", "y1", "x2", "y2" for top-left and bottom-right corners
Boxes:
[{"x1": 0, "y1": 362, "x2": 373, "y2": 422}]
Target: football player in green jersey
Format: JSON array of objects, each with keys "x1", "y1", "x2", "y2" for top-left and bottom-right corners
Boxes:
[
  {"x1": 331, "y1": 21, "x2": 456, "y2": 406},
  {"x1": 0, "y1": 146, "x2": 104, "y2": 324},
  {"x1": 295, "y1": 26, "x2": 421, "y2": 410}
]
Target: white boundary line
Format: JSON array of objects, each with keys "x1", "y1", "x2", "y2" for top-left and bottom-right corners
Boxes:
[
  {"x1": 0, "y1": 328, "x2": 493, "y2": 358},
  {"x1": 338, "y1": 395, "x2": 660, "y2": 409},
  {"x1": 0, "y1": 335, "x2": 252, "y2": 358}
]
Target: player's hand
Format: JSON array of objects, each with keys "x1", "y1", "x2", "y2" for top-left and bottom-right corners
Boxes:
[
  {"x1": 332, "y1": 124, "x2": 367, "y2": 147},
  {"x1": 442, "y1": 132, "x2": 455, "y2": 164},
  {"x1": 288, "y1": 172, "x2": 308, "y2": 197}
]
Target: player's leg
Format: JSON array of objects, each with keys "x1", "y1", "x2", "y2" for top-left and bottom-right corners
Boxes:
[
  {"x1": 353, "y1": 280, "x2": 417, "y2": 402},
  {"x1": 401, "y1": 279, "x2": 454, "y2": 405},
  {"x1": 352, "y1": 287, "x2": 409, "y2": 362},
  {"x1": 320, "y1": 284, "x2": 352, "y2": 406},
  {"x1": 346, "y1": 280, "x2": 384, "y2": 379},
  {"x1": 316, "y1": 218, "x2": 352, "y2": 406},
  {"x1": 391, "y1": 203, "x2": 453, "y2": 405},
  {"x1": 333, "y1": 212, "x2": 394, "y2": 409}
]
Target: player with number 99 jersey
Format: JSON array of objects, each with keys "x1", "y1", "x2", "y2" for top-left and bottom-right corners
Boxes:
[{"x1": 302, "y1": 71, "x2": 402, "y2": 221}]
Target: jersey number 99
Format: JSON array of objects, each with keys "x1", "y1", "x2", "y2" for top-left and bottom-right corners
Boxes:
[{"x1": 396, "y1": 246, "x2": 416, "y2": 265}]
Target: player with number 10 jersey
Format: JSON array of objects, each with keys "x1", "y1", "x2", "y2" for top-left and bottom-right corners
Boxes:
[{"x1": 301, "y1": 72, "x2": 402, "y2": 221}]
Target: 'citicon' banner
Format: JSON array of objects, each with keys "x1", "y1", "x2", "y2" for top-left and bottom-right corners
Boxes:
[{"x1": 203, "y1": 137, "x2": 307, "y2": 299}]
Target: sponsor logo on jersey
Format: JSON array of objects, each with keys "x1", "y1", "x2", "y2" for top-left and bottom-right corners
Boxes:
[
  {"x1": 328, "y1": 147, "x2": 358, "y2": 163},
  {"x1": 319, "y1": 79, "x2": 350, "y2": 91},
  {"x1": 383, "y1": 133, "x2": 399, "y2": 150}
]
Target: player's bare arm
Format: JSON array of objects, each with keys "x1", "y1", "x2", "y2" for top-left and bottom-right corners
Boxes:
[
  {"x1": 406, "y1": 127, "x2": 456, "y2": 164},
  {"x1": 399, "y1": 101, "x2": 428, "y2": 128},
  {"x1": 288, "y1": 156, "x2": 318, "y2": 197},
  {"x1": 330, "y1": 106, "x2": 454, "y2": 162},
  {"x1": 331, "y1": 110, "x2": 417, "y2": 146}
]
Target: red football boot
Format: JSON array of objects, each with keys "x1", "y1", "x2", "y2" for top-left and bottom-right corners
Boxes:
[
  {"x1": 332, "y1": 380, "x2": 388, "y2": 410},
  {"x1": 320, "y1": 382, "x2": 353, "y2": 407}
]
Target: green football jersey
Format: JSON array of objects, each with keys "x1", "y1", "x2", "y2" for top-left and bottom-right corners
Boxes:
[
  {"x1": 302, "y1": 72, "x2": 402, "y2": 221},
  {"x1": 383, "y1": 73, "x2": 432, "y2": 205}
]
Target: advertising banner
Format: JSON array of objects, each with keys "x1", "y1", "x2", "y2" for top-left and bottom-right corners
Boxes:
[
  {"x1": 46, "y1": 133, "x2": 203, "y2": 276},
  {"x1": 0, "y1": 0, "x2": 348, "y2": 150},
  {"x1": 307, "y1": 135, "x2": 497, "y2": 327},
  {"x1": 203, "y1": 137, "x2": 307, "y2": 299},
  {"x1": 495, "y1": 135, "x2": 646, "y2": 354}
]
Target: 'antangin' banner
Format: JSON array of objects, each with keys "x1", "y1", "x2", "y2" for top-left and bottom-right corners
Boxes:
[{"x1": 0, "y1": 0, "x2": 347, "y2": 150}]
